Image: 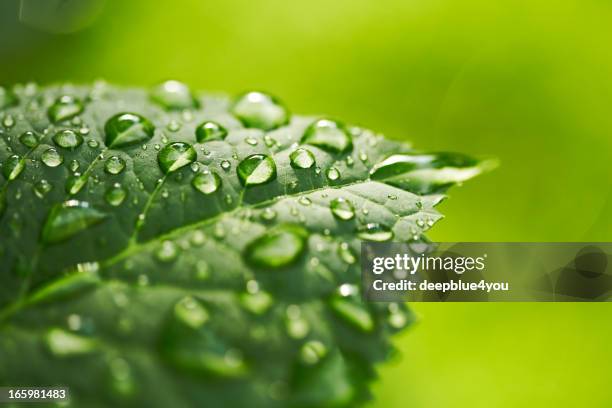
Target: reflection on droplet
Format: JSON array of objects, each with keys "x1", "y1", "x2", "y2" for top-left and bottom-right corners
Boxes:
[{"x1": 237, "y1": 154, "x2": 277, "y2": 186}]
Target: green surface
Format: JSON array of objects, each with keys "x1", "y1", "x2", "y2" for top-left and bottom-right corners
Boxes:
[{"x1": 1, "y1": 0, "x2": 611, "y2": 406}]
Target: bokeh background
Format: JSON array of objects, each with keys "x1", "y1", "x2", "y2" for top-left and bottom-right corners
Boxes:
[{"x1": 2, "y1": 0, "x2": 611, "y2": 406}]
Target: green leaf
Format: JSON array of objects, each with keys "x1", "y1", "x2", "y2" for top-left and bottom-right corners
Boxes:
[{"x1": 0, "y1": 82, "x2": 491, "y2": 407}]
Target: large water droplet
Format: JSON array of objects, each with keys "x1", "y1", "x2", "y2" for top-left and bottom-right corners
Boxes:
[
  {"x1": 150, "y1": 80, "x2": 199, "y2": 110},
  {"x1": 41, "y1": 147, "x2": 64, "y2": 167},
  {"x1": 357, "y1": 223, "x2": 394, "y2": 242},
  {"x1": 2, "y1": 155, "x2": 25, "y2": 180},
  {"x1": 19, "y1": 131, "x2": 38, "y2": 148},
  {"x1": 42, "y1": 200, "x2": 107, "y2": 244},
  {"x1": 33, "y1": 179, "x2": 53, "y2": 198},
  {"x1": 195, "y1": 121, "x2": 228, "y2": 142},
  {"x1": 329, "y1": 284, "x2": 374, "y2": 332},
  {"x1": 53, "y1": 129, "x2": 83, "y2": 149},
  {"x1": 174, "y1": 296, "x2": 209, "y2": 329},
  {"x1": 237, "y1": 154, "x2": 277, "y2": 186},
  {"x1": 48, "y1": 95, "x2": 84, "y2": 123},
  {"x1": 370, "y1": 152, "x2": 482, "y2": 194},
  {"x1": 105, "y1": 183, "x2": 127, "y2": 206},
  {"x1": 330, "y1": 198, "x2": 355, "y2": 221},
  {"x1": 231, "y1": 91, "x2": 289, "y2": 130},
  {"x1": 244, "y1": 224, "x2": 308, "y2": 269},
  {"x1": 290, "y1": 148, "x2": 316, "y2": 169},
  {"x1": 104, "y1": 156, "x2": 126, "y2": 175},
  {"x1": 105, "y1": 113, "x2": 155, "y2": 148},
  {"x1": 301, "y1": 119, "x2": 352, "y2": 153},
  {"x1": 192, "y1": 171, "x2": 221, "y2": 194},
  {"x1": 0, "y1": 86, "x2": 18, "y2": 109},
  {"x1": 158, "y1": 142, "x2": 197, "y2": 173}
]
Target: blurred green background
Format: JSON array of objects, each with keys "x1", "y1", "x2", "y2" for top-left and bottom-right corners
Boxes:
[{"x1": 1, "y1": 0, "x2": 611, "y2": 406}]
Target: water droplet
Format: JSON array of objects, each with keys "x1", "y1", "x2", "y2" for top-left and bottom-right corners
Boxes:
[
  {"x1": 42, "y1": 200, "x2": 107, "y2": 244},
  {"x1": 33, "y1": 179, "x2": 53, "y2": 198},
  {"x1": 192, "y1": 121, "x2": 226, "y2": 143},
  {"x1": 237, "y1": 154, "x2": 277, "y2": 186},
  {"x1": 285, "y1": 305, "x2": 310, "y2": 339},
  {"x1": 2, "y1": 155, "x2": 25, "y2": 180},
  {"x1": 66, "y1": 173, "x2": 88, "y2": 195},
  {"x1": 105, "y1": 113, "x2": 155, "y2": 148},
  {"x1": 48, "y1": 95, "x2": 84, "y2": 123},
  {"x1": 345, "y1": 156, "x2": 354, "y2": 167},
  {"x1": 241, "y1": 290, "x2": 273, "y2": 315},
  {"x1": 330, "y1": 198, "x2": 355, "y2": 221},
  {"x1": 298, "y1": 197, "x2": 311, "y2": 206},
  {"x1": 156, "y1": 240, "x2": 178, "y2": 262},
  {"x1": 53, "y1": 129, "x2": 83, "y2": 149},
  {"x1": 388, "y1": 194, "x2": 397, "y2": 200},
  {"x1": 174, "y1": 296, "x2": 209, "y2": 329},
  {"x1": 104, "y1": 156, "x2": 126, "y2": 175},
  {"x1": 245, "y1": 136, "x2": 258, "y2": 146},
  {"x1": 105, "y1": 183, "x2": 127, "y2": 206},
  {"x1": 192, "y1": 171, "x2": 221, "y2": 194},
  {"x1": 0, "y1": 86, "x2": 18, "y2": 109},
  {"x1": 244, "y1": 224, "x2": 307, "y2": 269},
  {"x1": 357, "y1": 223, "x2": 394, "y2": 242},
  {"x1": 19, "y1": 131, "x2": 38, "y2": 148},
  {"x1": 325, "y1": 167, "x2": 340, "y2": 181},
  {"x1": 260, "y1": 207, "x2": 277, "y2": 221},
  {"x1": 151, "y1": 80, "x2": 199, "y2": 110},
  {"x1": 290, "y1": 148, "x2": 316, "y2": 169},
  {"x1": 387, "y1": 303, "x2": 409, "y2": 329},
  {"x1": 87, "y1": 139, "x2": 99, "y2": 148},
  {"x1": 45, "y1": 328, "x2": 97, "y2": 357},
  {"x1": 190, "y1": 162, "x2": 200, "y2": 172},
  {"x1": 301, "y1": 119, "x2": 352, "y2": 153},
  {"x1": 231, "y1": 91, "x2": 289, "y2": 130},
  {"x1": 158, "y1": 142, "x2": 197, "y2": 173},
  {"x1": 300, "y1": 340, "x2": 328, "y2": 365},
  {"x1": 220, "y1": 160, "x2": 231, "y2": 171},
  {"x1": 41, "y1": 148, "x2": 63, "y2": 167},
  {"x1": 359, "y1": 152, "x2": 368, "y2": 162},
  {"x1": 68, "y1": 159, "x2": 80, "y2": 173},
  {"x1": 329, "y1": 284, "x2": 374, "y2": 332},
  {"x1": 337, "y1": 242, "x2": 356, "y2": 264},
  {"x1": 2, "y1": 114, "x2": 15, "y2": 128},
  {"x1": 166, "y1": 120, "x2": 181, "y2": 132}
]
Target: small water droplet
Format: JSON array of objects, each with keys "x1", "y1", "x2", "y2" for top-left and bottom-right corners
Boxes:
[
  {"x1": 237, "y1": 154, "x2": 277, "y2": 186},
  {"x1": 104, "y1": 156, "x2": 126, "y2": 175},
  {"x1": 53, "y1": 129, "x2": 83, "y2": 149},
  {"x1": 2, "y1": 114, "x2": 15, "y2": 128},
  {"x1": 45, "y1": 328, "x2": 97, "y2": 357},
  {"x1": 299, "y1": 340, "x2": 328, "y2": 365},
  {"x1": 357, "y1": 223, "x2": 394, "y2": 242},
  {"x1": 325, "y1": 167, "x2": 340, "y2": 181},
  {"x1": 244, "y1": 224, "x2": 307, "y2": 269},
  {"x1": 301, "y1": 119, "x2": 352, "y2": 153},
  {"x1": 105, "y1": 183, "x2": 127, "y2": 206},
  {"x1": 337, "y1": 242, "x2": 356, "y2": 264},
  {"x1": 298, "y1": 197, "x2": 311, "y2": 206},
  {"x1": 105, "y1": 113, "x2": 155, "y2": 148},
  {"x1": 329, "y1": 284, "x2": 374, "y2": 332},
  {"x1": 33, "y1": 179, "x2": 53, "y2": 198},
  {"x1": 2, "y1": 155, "x2": 25, "y2": 180},
  {"x1": 157, "y1": 142, "x2": 197, "y2": 173},
  {"x1": 174, "y1": 296, "x2": 209, "y2": 329},
  {"x1": 290, "y1": 148, "x2": 316, "y2": 169},
  {"x1": 87, "y1": 139, "x2": 99, "y2": 148},
  {"x1": 330, "y1": 198, "x2": 355, "y2": 221},
  {"x1": 192, "y1": 171, "x2": 221, "y2": 194},
  {"x1": 48, "y1": 95, "x2": 84, "y2": 123},
  {"x1": 68, "y1": 159, "x2": 80, "y2": 173},
  {"x1": 231, "y1": 91, "x2": 289, "y2": 130},
  {"x1": 190, "y1": 162, "x2": 200, "y2": 172},
  {"x1": 41, "y1": 148, "x2": 63, "y2": 167},
  {"x1": 66, "y1": 173, "x2": 88, "y2": 195},
  {"x1": 166, "y1": 120, "x2": 182, "y2": 132},
  {"x1": 156, "y1": 240, "x2": 178, "y2": 262},
  {"x1": 285, "y1": 304, "x2": 309, "y2": 339},
  {"x1": 151, "y1": 80, "x2": 199, "y2": 110},
  {"x1": 19, "y1": 131, "x2": 38, "y2": 148},
  {"x1": 260, "y1": 207, "x2": 277, "y2": 221}
]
